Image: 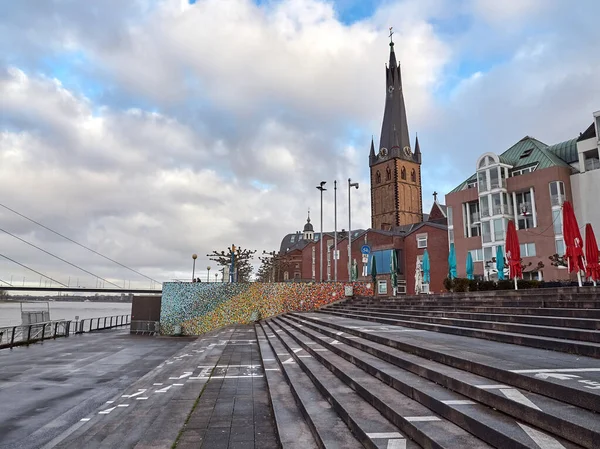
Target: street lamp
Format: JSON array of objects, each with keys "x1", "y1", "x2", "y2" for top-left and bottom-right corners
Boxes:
[
  {"x1": 316, "y1": 181, "x2": 327, "y2": 282},
  {"x1": 207, "y1": 266, "x2": 211, "y2": 283},
  {"x1": 192, "y1": 254, "x2": 197, "y2": 281},
  {"x1": 214, "y1": 272, "x2": 218, "y2": 283},
  {"x1": 348, "y1": 178, "x2": 359, "y2": 281}
]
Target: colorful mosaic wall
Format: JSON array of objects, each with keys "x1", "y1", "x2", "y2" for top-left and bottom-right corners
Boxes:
[{"x1": 160, "y1": 282, "x2": 373, "y2": 335}]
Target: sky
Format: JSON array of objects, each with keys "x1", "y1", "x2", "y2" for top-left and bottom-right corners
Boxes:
[{"x1": 1, "y1": 0, "x2": 599, "y2": 288}]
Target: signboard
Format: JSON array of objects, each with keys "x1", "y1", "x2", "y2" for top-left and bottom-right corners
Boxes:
[
  {"x1": 361, "y1": 245, "x2": 371, "y2": 255},
  {"x1": 333, "y1": 250, "x2": 340, "y2": 260},
  {"x1": 362, "y1": 254, "x2": 369, "y2": 263},
  {"x1": 377, "y1": 280, "x2": 388, "y2": 295}
]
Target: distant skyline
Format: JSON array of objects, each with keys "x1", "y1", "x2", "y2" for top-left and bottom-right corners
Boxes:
[{"x1": 1, "y1": 0, "x2": 599, "y2": 286}]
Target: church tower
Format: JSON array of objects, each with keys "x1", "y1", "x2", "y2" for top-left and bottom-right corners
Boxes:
[{"x1": 370, "y1": 31, "x2": 423, "y2": 231}]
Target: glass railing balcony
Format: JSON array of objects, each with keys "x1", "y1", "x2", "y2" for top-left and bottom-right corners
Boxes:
[
  {"x1": 494, "y1": 231, "x2": 504, "y2": 241},
  {"x1": 470, "y1": 213, "x2": 481, "y2": 224},
  {"x1": 551, "y1": 194, "x2": 565, "y2": 207},
  {"x1": 482, "y1": 233, "x2": 492, "y2": 243},
  {"x1": 480, "y1": 208, "x2": 490, "y2": 218},
  {"x1": 585, "y1": 158, "x2": 600, "y2": 171},
  {"x1": 490, "y1": 178, "x2": 506, "y2": 190},
  {"x1": 492, "y1": 204, "x2": 510, "y2": 215}
]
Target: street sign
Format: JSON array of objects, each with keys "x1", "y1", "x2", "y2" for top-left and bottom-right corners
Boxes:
[
  {"x1": 362, "y1": 254, "x2": 369, "y2": 263},
  {"x1": 361, "y1": 245, "x2": 371, "y2": 255}
]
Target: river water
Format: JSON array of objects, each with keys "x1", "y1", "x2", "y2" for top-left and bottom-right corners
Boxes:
[{"x1": 0, "y1": 301, "x2": 132, "y2": 327}]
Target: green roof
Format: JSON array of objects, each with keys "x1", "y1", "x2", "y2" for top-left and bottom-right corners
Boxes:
[{"x1": 449, "y1": 135, "x2": 576, "y2": 194}]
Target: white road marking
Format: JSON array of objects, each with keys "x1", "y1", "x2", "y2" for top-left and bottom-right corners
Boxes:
[
  {"x1": 298, "y1": 355, "x2": 312, "y2": 358},
  {"x1": 136, "y1": 397, "x2": 148, "y2": 400},
  {"x1": 314, "y1": 348, "x2": 328, "y2": 351},
  {"x1": 306, "y1": 342, "x2": 317, "y2": 345},
  {"x1": 265, "y1": 368, "x2": 280, "y2": 371},
  {"x1": 511, "y1": 367, "x2": 600, "y2": 374},
  {"x1": 331, "y1": 340, "x2": 340, "y2": 345},
  {"x1": 404, "y1": 416, "x2": 440, "y2": 422},
  {"x1": 282, "y1": 358, "x2": 295, "y2": 364},
  {"x1": 106, "y1": 401, "x2": 114, "y2": 404},
  {"x1": 80, "y1": 418, "x2": 91, "y2": 422},
  {"x1": 99, "y1": 407, "x2": 116, "y2": 415},
  {"x1": 173, "y1": 383, "x2": 184, "y2": 386},
  {"x1": 155, "y1": 385, "x2": 173, "y2": 393},
  {"x1": 388, "y1": 439, "x2": 407, "y2": 449},
  {"x1": 336, "y1": 331, "x2": 344, "y2": 335},
  {"x1": 262, "y1": 358, "x2": 275, "y2": 361},
  {"x1": 117, "y1": 404, "x2": 129, "y2": 407},
  {"x1": 153, "y1": 383, "x2": 163, "y2": 386},
  {"x1": 210, "y1": 375, "x2": 264, "y2": 379},
  {"x1": 500, "y1": 389, "x2": 541, "y2": 410},
  {"x1": 122, "y1": 389, "x2": 147, "y2": 398},
  {"x1": 534, "y1": 373, "x2": 580, "y2": 381},
  {"x1": 169, "y1": 372, "x2": 193, "y2": 380},
  {"x1": 216, "y1": 364, "x2": 261, "y2": 368},
  {"x1": 292, "y1": 348, "x2": 303, "y2": 353},
  {"x1": 442, "y1": 400, "x2": 476, "y2": 405},
  {"x1": 476, "y1": 384, "x2": 510, "y2": 389},
  {"x1": 366, "y1": 432, "x2": 403, "y2": 438},
  {"x1": 518, "y1": 423, "x2": 566, "y2": 449}
]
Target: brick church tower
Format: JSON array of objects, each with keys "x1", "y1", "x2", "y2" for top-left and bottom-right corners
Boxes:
[{"x1": 370, "y1": 33, "x2": 423, "y2": 231}]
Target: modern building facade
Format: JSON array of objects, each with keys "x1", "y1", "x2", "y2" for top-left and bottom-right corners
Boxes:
[{"x1": 445, "y1": 110, "x2": 600, "y2": 281}]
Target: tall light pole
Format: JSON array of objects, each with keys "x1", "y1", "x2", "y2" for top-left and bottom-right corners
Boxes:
[
  {"x1": 316, "y1": 181, "x2": 327, "y2": 282},
  {"x1": 207, "y1": 266, "x2": 211, "y2": 283},
  {"x1": 334, "y1": 180, "x2": 338, "y2": 282},
  {"x1": 348, "y1": 178, "x2": 359, "y2": 281},
  {"x1": 192, "y1": 254, "x2": 197, "y2": 281}
]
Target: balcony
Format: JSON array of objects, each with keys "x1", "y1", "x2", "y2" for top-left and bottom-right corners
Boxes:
[
  {"x1": 482, "y1": 233, "x2": 492, "y2": 243},
  {"x1": 470, "y1": 213, "x2": 481, "y2": 224},
  {"x1": 490, "y1": 178, "x2": 506, "y2": 190},
  {"x1": 585, "y1": 158, "x2": 600, "y2": 171},
  {"x1": 551, "y1": 194, "x2": 565, "y2": 207},
  {"x1": 491, "y1": 204, "x2": 510, "y2": 216}
]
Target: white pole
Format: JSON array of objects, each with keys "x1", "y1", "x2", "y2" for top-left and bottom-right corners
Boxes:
[
  {"x1": 514, "y1": 277, "x2": 518, "y2": 290},
  {"x1": 348, "y1": 179, "x2": 352, "y2": 281},
  {"x1": 334, "y1": 180, "x2": 338, "y2": 282},
  {"x1": 577, "y1": 271, "x2": 583, "y2": 287},
  {"x1": 320, "y1": 188, "x2": 324, "y2": 283}
]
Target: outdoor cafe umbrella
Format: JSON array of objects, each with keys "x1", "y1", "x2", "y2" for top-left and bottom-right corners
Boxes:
[
  {"x1": 371, "y1": 254, "x2": 377, "y2": 295},
  {"x1": 351, "y1": 259, "x2": 358, "y2": 282},
  {"x1": 585, "y1": 223, "x2": 600, "y2": 286},
  {"x1": 563, "y1": 201, "x2": 586, "y2": 287},
  {"x1": 505, "y1": 220, "x2": 522, "y2": 290},
  {"x1": 448, "y1": 243, "x2": 458, "y2": 279},
  {"x1": 496, "y1": 245, "x2": 505, "y2": 281},
  {"x1": 390, "y1": 249, "x2": 398, "y2": 296},
  {"x1": 465, "y1": 251, "x2": 474, "y2": 280},
  {"x1": 422, "y1": 250, "x2": 431, "y2": 284}
]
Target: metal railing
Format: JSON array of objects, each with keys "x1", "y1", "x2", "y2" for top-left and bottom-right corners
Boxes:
[
  {"x1": 0, "y1": 314, "x2": 129, "y2": 349},
  {"x1": 130, "y1": 320, "x2": 160, "y2": 335}
]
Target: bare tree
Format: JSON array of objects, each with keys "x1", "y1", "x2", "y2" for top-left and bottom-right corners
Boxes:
[{"x1": 207, "y1": 245, "x2": 256, "y2": 282}]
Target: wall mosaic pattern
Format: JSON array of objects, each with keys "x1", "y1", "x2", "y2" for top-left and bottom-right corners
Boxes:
[{"x1": 160, "y1": 282, "x2": 373, "y2": 335}]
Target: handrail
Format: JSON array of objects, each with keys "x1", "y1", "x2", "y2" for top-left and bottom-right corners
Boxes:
[{"x1": 0, "y1": 314, "x2": 130, "y2": 349}]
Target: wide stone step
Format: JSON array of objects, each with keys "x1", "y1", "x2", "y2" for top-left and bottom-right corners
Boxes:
[
  {"x1": 321, "y1": 308, "x2": 600, "y2": 358},
  {"x1": 291, "y1": 312, "x2": 600, "y2": 415},
  {"x1": 254, "y1": 324, "x2": 317, "y2": 449},
  {"x1": 264, "y1": 320, "x2": 419, "y2": 449},
  {"x1": 258, "y1": 322, "x2": 363, "y2": 449},
  {"x1": 268, "y1": 319, "x2": 493, "y2": 449},
  {"x1": 346, "y1": 299, "x2": 600, "y2": 309},
  {"x1": 284, "y1": 314, "x2": 600, "y2": 449},
  {"x1": 331, "y1": 306, "x2": 600, "y2": 341},
  {"x1": 334, "y1": 304, "x2": 600, "y2": 320}
]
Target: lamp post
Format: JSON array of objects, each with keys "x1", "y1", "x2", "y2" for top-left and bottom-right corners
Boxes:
[
  {"x1": 316, "y1": 181, "x2": 327, "y2": 282},
  {"x1": 207, "y1": 266, "x2": 211, "y2": 283},
  {"x1": 334, "y1": 180, "x2": 338, "y2": 282},
  {"x1": 348, "y1": 178, "x2": 359, "y2": 281},
  {"x1": 215, "y1": 272, "x2": 218, "y2": 283},
  {"x1": 192, "y1": 254, "x2": 197, "y2": 281}
]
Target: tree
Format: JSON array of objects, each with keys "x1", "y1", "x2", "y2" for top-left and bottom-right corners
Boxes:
[
  {"x1": 549, "y1": 253, "x2": 567, "y2": 268},
  {"x1": 0, "y1": 290, "x2": 8, "y2": 300},
  {"x1": 207, "y1": 245, "x2": 256, "y2": 282},
  {"x1": 258, "y1": 250, "x2": 297, "y2": 282}
]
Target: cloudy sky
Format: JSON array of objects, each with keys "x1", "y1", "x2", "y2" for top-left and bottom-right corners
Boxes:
[{"x1": 1, "y1": 0, "x2": 599, "y2": 288}]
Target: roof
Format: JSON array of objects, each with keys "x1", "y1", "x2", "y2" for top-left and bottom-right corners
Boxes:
[
  {"x1": 449, "y1": 135, "x2": 575, "y2": 193},
  {"x1": 577, "y1": 123, "x2": 596, "y2": 142}
]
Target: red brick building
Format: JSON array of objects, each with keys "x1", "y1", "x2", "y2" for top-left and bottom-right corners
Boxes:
[{"x1": 277, "y1": 36, "x2": 450, "y2": 295}]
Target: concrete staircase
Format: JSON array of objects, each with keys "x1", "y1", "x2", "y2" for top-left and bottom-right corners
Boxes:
[{"x1": 256, "y1": 294, "x2": 600, "y2": 448}]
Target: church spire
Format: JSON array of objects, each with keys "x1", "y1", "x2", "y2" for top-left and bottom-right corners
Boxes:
[
  {"x1": 377, "y1": 27, "x2": 411, "y2": 162},
  {"x1": 369, "y1": 136, "x2": 376, "y2": 161},
  {"x1": 414, "y1": 133, "x2": 421, "y2": 163}
]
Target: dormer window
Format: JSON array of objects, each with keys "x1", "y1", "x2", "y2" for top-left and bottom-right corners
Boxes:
[
  {"x1": 520, "y1": 148, "x2": 534, "y2": 159},
  {"x1": 376, "y1": 171, "x2": 381, "y2": 184},
  {"x1": 401, "y1": 167, "x2": 406, "y2": 180}
]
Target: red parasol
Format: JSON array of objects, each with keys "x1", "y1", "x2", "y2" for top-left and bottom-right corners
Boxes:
[
  {"x1": 505, "y1": 220, "x2": 522, "y2": 282},
  {"x1": 585, "y1": 223, "x2": 600, "y2": 282},
  {"x1": 562, "y1": 201, "x2": 585, "y2": 275}
]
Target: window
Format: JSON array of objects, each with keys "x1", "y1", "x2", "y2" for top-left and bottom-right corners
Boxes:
[
  {"x1": 467, "y1": 180, "x2": 478, "y2": 189},
  {"x1": 515, "y1": 191, "x2": 534, "y2": 229},
  {"x1": 448, "y1": 228, "x2": 454, "y2": 244},
  {"x1": 401, "y1": 167, "x2": 406, "y2": 180},
  {"x1": 411, "y1": 169, "x2": 416, "y2": 182},
  {"x1": 290, "y1": 235, "x2": 296, "y2": 243},
  {"x1": 583, "y1": 149, "x2": 600, "y2": 171},
  {"x1": 489, "y1": 168, "x2": 500, "y2": 189},
  {"x1": 417, "y1": 234, "x2": 428, "y2": 248},
  {"x1": 468, "y1": 201, "x2": 480, "y2": 224},
  {"x1": 470, "y1": 248, "x2": 483, "y2": 262},
  {"x1": 493, "y1": 218, "x2": 504, "y2": 241},
  {"x1": 522, "y1": 271, "x2": 539, "y2": 281},
  {"x1": 482, "y1": 221, "x2": 492, "y2": 243},
  {"x1": 480, "y1": 195, "x2": 490, "y2": 218},
  {"x1": 520, "y1": 243, "x2": 536, "y2": 257},
  {"x1": 549, "y1": 181, "x2": 565, "y2": 206},
  {"x1": 376, "y1": 171, "x2": 381, "y2": 184},
  {"x1": 555, "y1": 238, "x2": 565, "y2": 256},
  {"x1": 512, "y1": 165, "x2": 537, "y2": 177},
  {"x1": 386, "y1": 166, "x2": 392, "y2": 181},
  {"x1": 484, "y1": 246, "x2": 493, "y2": 262},
  {"x1": 478, "y1": 171, "x2": 488, "y2": 192},
  {"x1": 552, "y1": 209, "x2": 563, "y2": 235},
  {"x1": 520, "y1": 148, "x2": 534, "y2": 158}
]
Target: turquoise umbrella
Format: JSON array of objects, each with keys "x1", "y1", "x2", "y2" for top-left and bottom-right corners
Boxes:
[
  {"x1": 422, "y1": 250, "x2": 431, "y2": 284},
  {"x1": 390, "y1": 249, "x2": 398, "y2": 292},
  {"x1": 448, "y1": 243, "x2": 458, "y2": 279},
  {"x1": 496, "y1": 246, "x2": 505, "y2": 280},
  {"x1": 466, "y1": 252, "x2": 474, "y2": 280}
]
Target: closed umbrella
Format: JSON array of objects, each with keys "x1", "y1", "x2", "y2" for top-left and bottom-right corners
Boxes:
[
  {"x1": 496, "y1": 245, "x2": 505, "y2": 281},
  {"x1": 415, "y1": 258, "x2": 422, "y2": 294},
  {"x1": 422, "y1": 250, "x2": 431, "y2": 284},
  {"x1": 563, "y1": 201, "x2": 586, "y2": 287},
  {"x1": 466, "y1": 252, "x2": 474, "y2": 280},
  {"x1": 585, "y1": 223, "x2": 599, "y2": 286},
  {"x1": 390, "y1": 249, "x2": 398, "y2": 296},
  {"x1": 448, "y1": 243, "x2": 457, "y2": 279},
  {"x1": 351, "y1": 259, "x2": 358, "y2": 281},
  {"x1": 505, "y1": 220, "x2": 522, "y2": 290}
]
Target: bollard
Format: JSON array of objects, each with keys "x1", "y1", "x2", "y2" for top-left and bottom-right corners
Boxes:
[
  {"x1": 10, "y1": 327, "x2": 16, "y2": 348},
  {"x1": 27, "y1": 325, "x2": 32, "y2": 344},
  {"x1": 54, "y1": 321, "x2": 59, "y2": 338}
]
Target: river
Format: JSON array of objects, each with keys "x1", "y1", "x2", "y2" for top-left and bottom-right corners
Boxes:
[{"x1": 0, "y1": 300, "x2": 132, "y2": 327}]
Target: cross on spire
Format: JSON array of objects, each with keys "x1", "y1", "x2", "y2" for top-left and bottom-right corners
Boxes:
[
  {"x1": 433, "y1": 191, "x2": 438, "y2": 202},
  {"x1": 389, "y1": 26, "x2": 394, "y2": 43}
]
